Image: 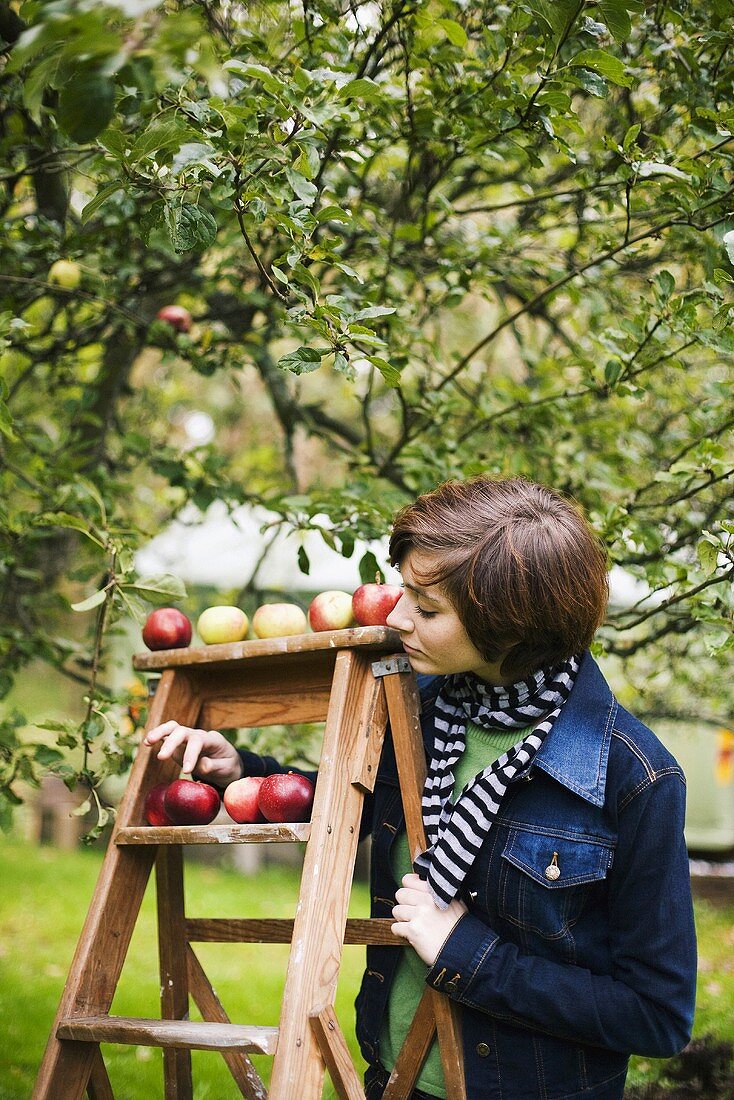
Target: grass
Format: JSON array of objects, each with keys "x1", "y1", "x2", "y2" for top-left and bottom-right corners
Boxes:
[
  {"x1": 0, "y1": 837, "x2": 370, "y2": 1100},
  {"x1": 1, "y1": 837, "x2": 733, "y2": 1099}
]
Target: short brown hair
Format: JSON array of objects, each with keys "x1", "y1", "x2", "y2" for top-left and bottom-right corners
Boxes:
[{"x1": 389, "y1": 477, "x2": 609, "y2": 679}]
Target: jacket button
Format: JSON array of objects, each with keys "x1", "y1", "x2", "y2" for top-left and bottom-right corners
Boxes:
[
  {"x1": 476, "y1": 1042, "x2": 490, "y2": 1057},
  {"x1": 444, "y1": 979, "x2": 459, "y2": 994}
]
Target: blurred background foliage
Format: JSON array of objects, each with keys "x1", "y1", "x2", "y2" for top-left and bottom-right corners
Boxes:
[{"x1": 0, "y1": 0, "x2": 733, "y2": 832}]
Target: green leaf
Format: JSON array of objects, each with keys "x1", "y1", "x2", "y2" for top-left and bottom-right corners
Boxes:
[
  {"x1": 622, "y1": 123, "x2": 641, "y2": 152},
  {"x1": 285, "y1": 167, "x2": 318, "y2": 204},
  {"x1": 339, "y1": 78, "x2": 381, "y2": 101},
  {"x1": 655, "y1": 270, "x2": 676, "y2": 301},
  {"x1": 81, "y1": 182, "x2": 126, "y2": 225},
  {"x1": 164, "y1": 203, "x2": 217, "y2": 253},
  {"x1": 723, "y1": 231, "x2": 734, "y2": 266},
  {"x1": 437, "y1": 19, "x2": 468, "y2": 47},
  {"x1": 352, "y1": 306, "x2": 397, "y2": 322},
  {"x1": 0, "y1": 400, "x2": 17, "y2": 441},
  {"x1": 528, "y1": 0, "x2": 583, "y2": 40},
  {"x1": 599, "y1": 0, "x2": 631, "y2": 41},
  {"x1": 58, "y1": 69, "x2": 116, "y2": 142},
  {"x1": 71, "y1": 588, "x2": 109, "y2": 613},
  {"x1": 123, "y1": 574, "x2": 187, "y2": 602},
  {"x1": 358, "y1": 550, "x2": 381, "y2": 586},
  {"x1": 571, "y1": 68, "x2": 609, "y2": 97},
  {"x1": 276, "y1": 346, "x2": 325, "y2": 375},
  {"x1": 35, "y1": 513, "x2": 106, "y2": 548},
  {"x1": 368, "y1": 356, "x2": 402, "y2": 388},
  {"x1": 604, "y1": 359, "x2": 623, "y2": 387},
  {"x1": 130, "y1": 124, "x2": 187, "y2": 165},
  {"x1": 570, "y1": 50, "x2": 633, "y2": 88},
  {"x1": 316, "y1": 206, "x2": 351, "y2": 224},
  {"x1": 697, "y1": 538, "x2": 719, "y2": 576},
  {"x1": 297, "y1": 545, "x2": 310, "y2": 575}
]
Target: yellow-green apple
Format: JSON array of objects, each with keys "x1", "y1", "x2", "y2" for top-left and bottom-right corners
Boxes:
[
  {"x1": 197, "y1": 605, "x2": 249, "y2": 644},
  {"x1": 252, "y1": 602, "x2": 308, "y2": 638},
  {"x1": 307, "y1": 590, "x2": 355, "y2": 632},
  {"x1": 48, "y1": 259, "x2": 81, "y2": 288},
  {"x1": 142, "y1": 607, "x2": 192, "y2": 650},
  {"x1": 258, "y1": 773, "x2": 314, "y2": 823},
  {"x1": 352, "y1": 582, "x2": 402, "y2": 626},
  {"x1": 223, "y1": 777, "x2": 266, "y2": 823},
  {"x1": 143, "y1": 782, "x2": 175, "y2": 826},
  {"x1": 156, "y1": 304, "x2": 192, "y2": 333},
  {"x1": 163, "y1": 779, "x2": 221, "y2": 825}
]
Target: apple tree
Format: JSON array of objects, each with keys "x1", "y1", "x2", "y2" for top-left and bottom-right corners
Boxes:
[{"x1": 1, "y1": 0, "x2": 733, "y2": 831}]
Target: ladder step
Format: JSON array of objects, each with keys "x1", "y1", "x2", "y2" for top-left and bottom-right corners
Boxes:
[
  {"x1": 116, "y1": 823, "x2": 311, "y2": 845},
  {"x1": 57, "y1": 1016, "x2": 279, "y2": 1054},
  {"x1": 186, "y1": 916, "x2": 400, "y2": 945}
]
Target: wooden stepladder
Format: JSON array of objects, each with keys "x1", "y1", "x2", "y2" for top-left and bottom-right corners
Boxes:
[{"x1": 33, "y1": 627, "x2": 466, "y2": 1100}]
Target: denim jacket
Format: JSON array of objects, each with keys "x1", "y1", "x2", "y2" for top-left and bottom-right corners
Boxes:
[{"x1": 239, "y1": 651, "x2": 697, "y2": 1100}]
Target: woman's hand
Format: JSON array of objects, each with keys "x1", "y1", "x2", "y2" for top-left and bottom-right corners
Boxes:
[
  {"x1": 143, "y1": 722, "x2": 243, "y2": 787},
  {"x1": 391, "y1": 872, "x2": 467, "y2": 966}
]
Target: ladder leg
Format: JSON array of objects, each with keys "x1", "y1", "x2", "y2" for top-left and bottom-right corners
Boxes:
[
  {"x1": 32, "y1": 669, "x2": 202, "y2": 1100},
  {"x1": 86, "y1": 1048, "x2": 115, "y2": 1100},
  {"x1": 156, "y1": 846, "x2": 193, "y2": 1100},
  {"x1": 268, "y1": 650, "x2": 387, "y2": 1100}
]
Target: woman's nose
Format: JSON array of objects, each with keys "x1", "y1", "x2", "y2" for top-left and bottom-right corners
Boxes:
[{"x1": 386, "y1": 592, "x2": 413, "y2": 632}]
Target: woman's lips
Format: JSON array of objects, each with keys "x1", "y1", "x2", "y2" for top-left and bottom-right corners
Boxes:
[{"x1": 401, "y1": 640, "x2": 423, "y2": 657}]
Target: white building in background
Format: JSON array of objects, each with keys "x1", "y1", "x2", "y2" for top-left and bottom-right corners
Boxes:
[
  {"x1": 135, "y1": 500, "x2": 653, "y2": 610},
  {"x1": 134, "y1": 501, "x2": 401, "y2": 593}
]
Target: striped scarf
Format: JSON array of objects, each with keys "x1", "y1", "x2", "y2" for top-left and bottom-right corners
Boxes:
[{"x1": 414, "y1": 654, "x2": 580, "y2": 909}]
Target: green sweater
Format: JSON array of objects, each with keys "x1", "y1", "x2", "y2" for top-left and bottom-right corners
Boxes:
[{"x1": 379, "y1": 722, "x2": 522, "y2": 1097}]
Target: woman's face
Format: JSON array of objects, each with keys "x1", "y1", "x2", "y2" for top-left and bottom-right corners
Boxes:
[{"x1": 385, "y1": 550, "x2": 507, "y2": 685}]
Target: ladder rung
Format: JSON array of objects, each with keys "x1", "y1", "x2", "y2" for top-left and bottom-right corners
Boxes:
[
  {"x1": 56, "y1": 1015, "x2": 279, "y2": 1054},
  {"x1": 115, "y1": 823, "x2": 311, "y2": 845},
  {"x1": 186, "y1": 916, "x2": 400, "y2": 946}
]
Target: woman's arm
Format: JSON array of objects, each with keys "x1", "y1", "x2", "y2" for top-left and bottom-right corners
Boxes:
[
  {"x1": 143, "y1": 722, "x2": 318, "y2": 787},
  {"x1": 422, "y1": 772, "x2": 697, "y2": 1058}
]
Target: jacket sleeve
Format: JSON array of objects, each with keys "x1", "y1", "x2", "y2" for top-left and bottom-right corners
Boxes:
[{"x1": 424, "y1": 770, "x2": 697, "y2": 1057}]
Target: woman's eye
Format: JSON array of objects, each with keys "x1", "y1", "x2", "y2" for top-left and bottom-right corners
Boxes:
[{"x1": 414, "y1": 604, "x2": 436, "y2": 619}]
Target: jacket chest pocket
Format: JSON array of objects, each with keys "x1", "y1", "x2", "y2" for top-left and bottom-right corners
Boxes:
[{"x1": 498, "y1": 828, "x2": 614, "y2": 943}]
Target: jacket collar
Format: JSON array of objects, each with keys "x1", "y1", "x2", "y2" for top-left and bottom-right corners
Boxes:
[{"x1": 528, "y1": 650, "x2": 616, "y2": 807}]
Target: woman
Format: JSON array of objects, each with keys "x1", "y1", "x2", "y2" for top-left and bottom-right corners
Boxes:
[{"x1": 145, "y1": 477, "x2": 697, "y2": 1100}]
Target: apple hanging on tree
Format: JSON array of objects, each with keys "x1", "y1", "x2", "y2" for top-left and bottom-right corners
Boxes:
[
  {"x1": 48, "y1": 259, "x2": 82, "y2": 289},
  {"x1": 156, "y1": 304, "x2": 192, "y2": 333},
  {"x1": 142, "y1": 608, "x2": 192, "y2": 651}
]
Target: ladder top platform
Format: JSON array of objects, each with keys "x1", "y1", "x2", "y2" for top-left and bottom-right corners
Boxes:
[{"x1": 133, "y1": 625, "x2": 403, "y2": 672}]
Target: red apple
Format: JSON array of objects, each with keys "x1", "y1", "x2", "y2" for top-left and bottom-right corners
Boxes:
[
  {"x1": 258, "y1": 772, "x2": 315, "y2": 823},
  {"x1": 223, "y1": 776, "x2": 266, "y2": 823},
  {"x1": 143, "y1": 782, "x2": 176, "y2": 826},
  {"x1": 307, "y1": 590, "x2": 355, "y2": 632},
  {"x1": 142, "y1": 608, "x2": 192, "y2": 651},
  {"x1": 163, "y1": 779, "x2": 221, "y2": 825},
  {"x1": 352, "y1": 582, "x2": 402, "y2": 627},
  {"x1": 156, "y1": 304, "x2": 192, "y2": 333}
]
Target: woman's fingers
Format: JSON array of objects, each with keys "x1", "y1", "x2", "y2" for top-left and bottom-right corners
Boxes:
[
  {"x1": 143, "y1": 723, "x2": 204, "y2": 772},
  {"x1": 143, "y1": 720, "x2": 179, "y2": 746}
]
